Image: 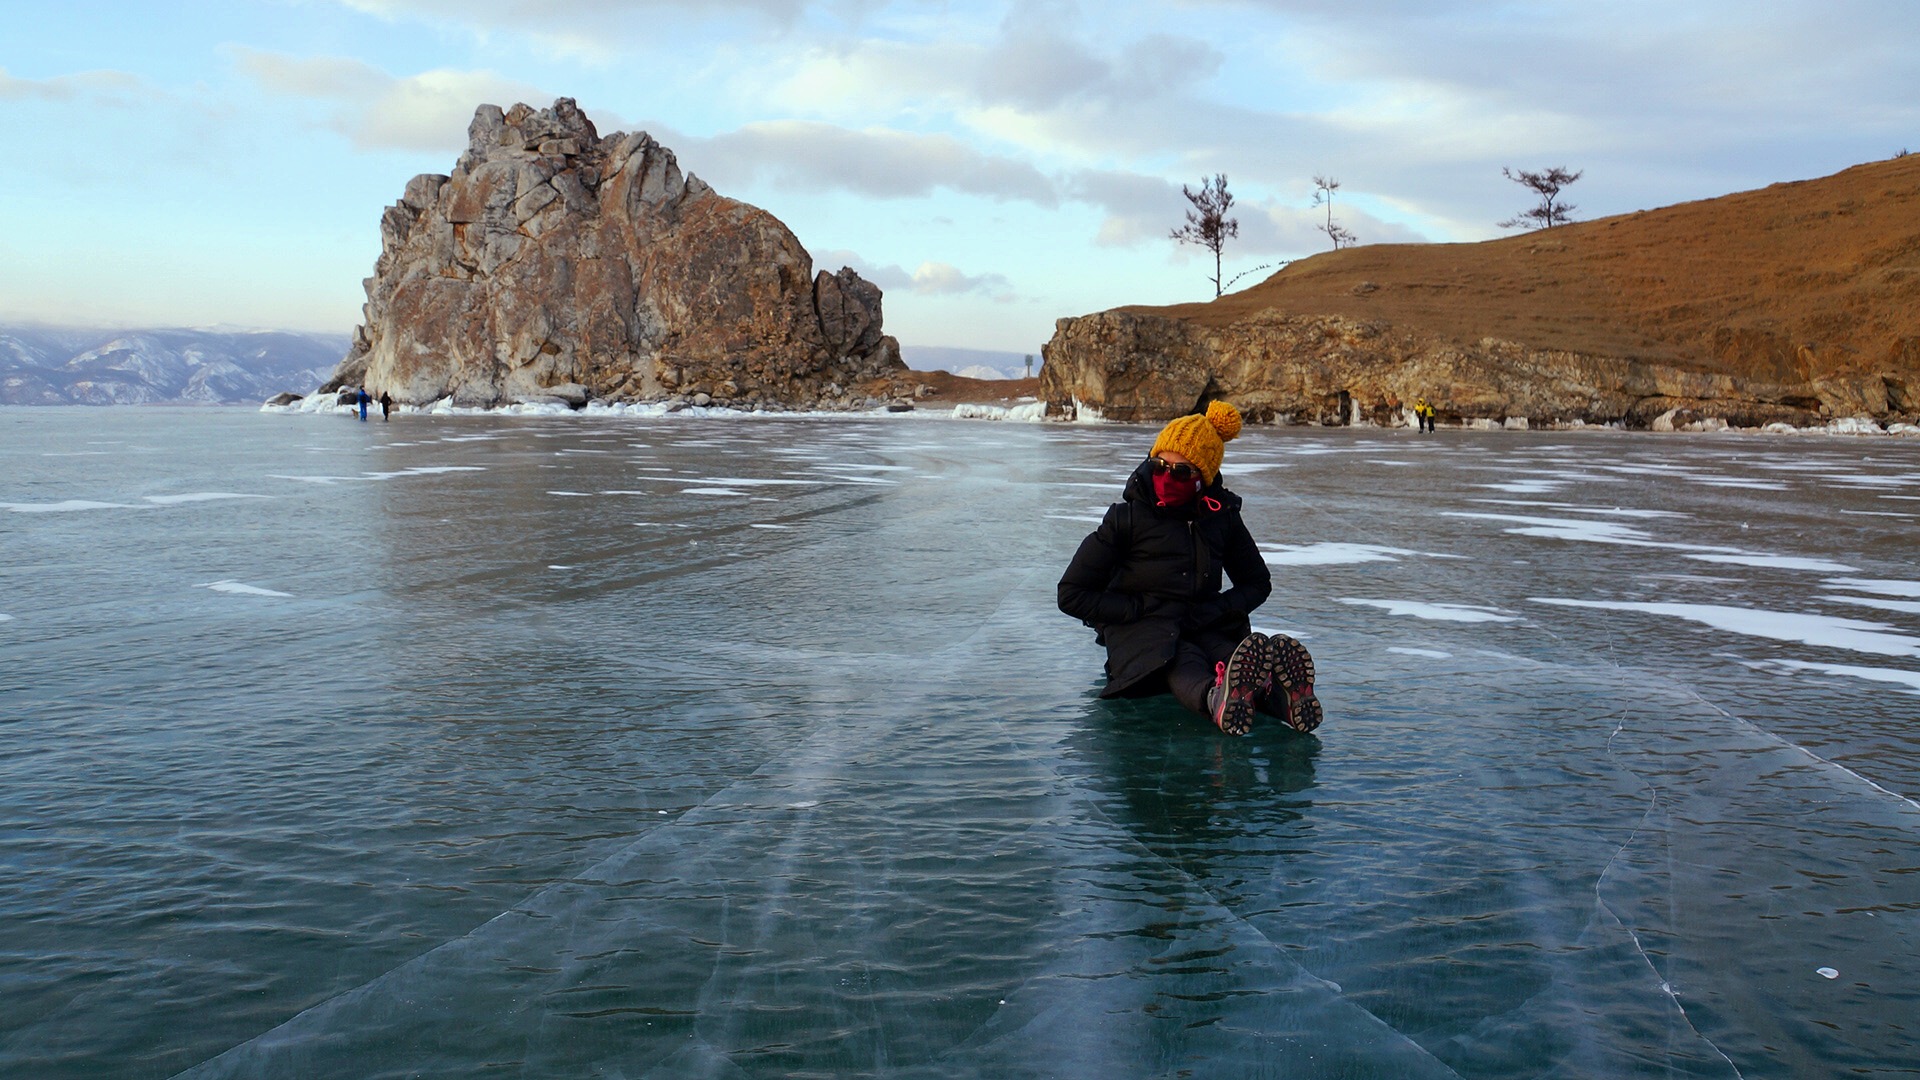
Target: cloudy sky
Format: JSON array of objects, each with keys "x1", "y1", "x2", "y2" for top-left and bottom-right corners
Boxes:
[{"x1": 5, "y1": 1, "x2": 1916, "y2": 354}]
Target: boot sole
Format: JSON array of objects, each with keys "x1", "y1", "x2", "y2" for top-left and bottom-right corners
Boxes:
[
  {"x1": 1214, "y1": 633, "x2": 1271, "y2": 737},
  {"x1": 1270, "y1": 635, "x2": 1322, "y2": 734}
]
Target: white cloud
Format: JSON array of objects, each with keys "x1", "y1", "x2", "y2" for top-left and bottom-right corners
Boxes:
[
  {"x1": 229, "y1": 47, "x2": 549, "y2": 153},
  {"x1": 686, "y1": 121, "x2": 1058, "y2": 206},
  {"x1": 811, "y1": 249, "x2": 1016, "y2": 300},
  {"x1": 0, "y1": 66, "x2": 149, "y2": 105},
  {"x1": 332, "y1": 0, "x2": 805, "y2": 61}
]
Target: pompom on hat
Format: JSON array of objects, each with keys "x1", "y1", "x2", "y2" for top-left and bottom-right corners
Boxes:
[{"x1": 1150, "y1": 401, "x2": 1242, "y2": 484}]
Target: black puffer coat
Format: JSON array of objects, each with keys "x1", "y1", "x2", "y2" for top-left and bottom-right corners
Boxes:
[{"x1": 1057, "y1": 460, "x2": 1272, "y2": 697}]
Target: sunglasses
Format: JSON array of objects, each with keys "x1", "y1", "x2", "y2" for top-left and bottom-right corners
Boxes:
[{"x1": 1147, "y1": 456, "x2": 1201, "y2": 482}]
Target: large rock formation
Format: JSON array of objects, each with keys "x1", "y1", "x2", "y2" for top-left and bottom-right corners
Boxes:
[
  {"x1": 325, "y1": 99, "x2": 903, "y2": 408},
  {"x1": 1043, "y1": 154, "x2": 1920, "y2": 428}
]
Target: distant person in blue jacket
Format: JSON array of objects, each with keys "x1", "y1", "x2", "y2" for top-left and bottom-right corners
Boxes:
[{"x1": 357, "y1": 386, "x2": 370, "y2": 422}]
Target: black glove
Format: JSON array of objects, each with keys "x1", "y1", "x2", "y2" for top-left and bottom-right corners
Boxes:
[
  {"x1": 1131, "y1": 594, "x2": 1185, "y2": 623},
  {"x1": 1181, "y1": 595, "x2": 1233, "y2": 632}
]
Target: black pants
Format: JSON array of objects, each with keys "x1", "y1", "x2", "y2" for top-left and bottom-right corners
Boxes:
[{"x1": 1114, "y1": 634, "x2": 1236, "y2": 716}]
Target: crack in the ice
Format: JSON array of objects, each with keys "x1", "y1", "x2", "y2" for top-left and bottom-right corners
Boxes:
[{"x1": 1593, "y1": 716, "x2": 1749, "y2": 1080}]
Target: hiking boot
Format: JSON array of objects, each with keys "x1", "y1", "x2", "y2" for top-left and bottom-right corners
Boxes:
[
  {"x1": 1206, "y1": 632, "x2": 1272, "y2": 737},
  {"x1": 1258, "y1": 634, "x2": 1322, "y2": 733}
]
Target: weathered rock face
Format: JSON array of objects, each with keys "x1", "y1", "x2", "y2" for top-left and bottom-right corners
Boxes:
[
  {"x1": 1041, "y1": 309, "x2": 1864, "y2": 428},
  {"x1": 325, "y1": 99, "x2": 903, "y2": 408},
  {"x1": 1044, "y1": 154, "x2": 1920, "y2": 428}
]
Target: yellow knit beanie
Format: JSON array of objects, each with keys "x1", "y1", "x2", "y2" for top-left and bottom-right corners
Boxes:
[{"x1": 1150, "y1": 401, "x2": 1242, "y2": 483}]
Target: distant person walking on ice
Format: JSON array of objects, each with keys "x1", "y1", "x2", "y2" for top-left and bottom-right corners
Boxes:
[
  {"x1": 1058, "y1": 401, "x2": 1321, "y2": 735},
  {"x1": 1414, "y1": 397, "x2": 1436, "y2": 432},
  {"x1": 379, "y1": 391, "x2": 393, "y2": 422},
  {"x1": 357, "y1": 386, "x2": 371, "y2": 422}
]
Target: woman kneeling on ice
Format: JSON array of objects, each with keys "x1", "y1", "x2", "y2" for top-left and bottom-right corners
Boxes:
[{"x1": 1057, "y1": 401, "x2": 1320, "y2": 735}]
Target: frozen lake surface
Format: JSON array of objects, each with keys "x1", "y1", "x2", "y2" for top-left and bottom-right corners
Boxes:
[{"x1": 4, "y1": 407, "x2": 1919, "y2": 1078}]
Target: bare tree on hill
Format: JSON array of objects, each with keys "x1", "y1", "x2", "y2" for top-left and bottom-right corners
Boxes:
[
  {"x1": 1313, "y1": 174, "x2": 1358, "y2": 249},
  {"x1": 1170, "y1": 174, "x2": 1240, "y2": 298},
  {"x1": 1499, "y1": 166, "x2": 1582, "y2": 229}
]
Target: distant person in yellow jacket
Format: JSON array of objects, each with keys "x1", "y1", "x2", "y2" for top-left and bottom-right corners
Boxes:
[{"x1": 1413, "y1": 397, "x2": 1436, "y2": 432}]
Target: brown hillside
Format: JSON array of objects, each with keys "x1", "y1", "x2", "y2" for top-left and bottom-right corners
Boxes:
[{"x1": 1136, "y1": 154, "x2": 1920, "y2": 384}]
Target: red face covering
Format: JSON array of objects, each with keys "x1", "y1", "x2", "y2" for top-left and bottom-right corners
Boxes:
[{"x1": 1152, "y1": 469, "x2": 1202, "y2": 507}]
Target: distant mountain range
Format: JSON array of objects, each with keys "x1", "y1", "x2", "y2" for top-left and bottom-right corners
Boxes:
[
  {"x1": 899, "y1": 345, "x2": 1037, "y2": 381},
  {"x1": 0, "y1": 326, "x2": 1031, "y2": 405},
  {"x1": 0, "y1": 326, "x2": 347, "y2": 406}
]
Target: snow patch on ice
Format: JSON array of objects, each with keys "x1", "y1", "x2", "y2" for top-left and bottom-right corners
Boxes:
[
  {"x1": 1470, "y1": 499, "x2": 1687, "y2": 520},
  {"x1": 1476, "y1": 478, "x2": 1567, "y2": 494},
  {"x1": 1821, "y1": 595, "x2": 1920, "y2": 615},
  {"x1": 0, "y1": 613, "x2": 13, "y2": 622},
  {"x1": 1531, "y1": 598, "x2": 1920, "y2": 658},
  {"x1": 1689, "y1": 477, "x2": 1788, "y2": 490},
  {"x1": 1824, "y1": 578, "x2": 1920, "y2": 598},
  {"x1": 1260, "y1": 542, "x2": 1461, "y2": 566},
  {"x1": 1683, "y1": 553, "x2": 1861, "y2": 573},
  {"x1": 683, "y1": 487, "x2": 744, "y2": 496},
  {"x1": 0, "y1": 499, "x2": 138, "y2": 513},
  {"x1": 364, "y1": 466, "x2": 486, "y2": 479},
  {"x1": 141, "y1": 492, "x2": 274, "y2": 505},
  {"x1": 1746, "y1": 658, "x2": 1920, "y2": 695},
  {"x1": 1444, "y1": 511, "x2": 1755, "y2": 555},
  {"x1": 748, "y1": 523, "x2": 794, "y2": 530},
  {"x1": 198, "y1": 580, "x2": 292, "y2": 598},
  {"x1": 1387, "y1": 646, "x2": 1453, "y2": 658},
  {"x1": 1340, "y1": 598, "x2": 1521, "y2": 622}
]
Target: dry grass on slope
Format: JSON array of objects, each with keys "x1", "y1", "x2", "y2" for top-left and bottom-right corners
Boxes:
[{"x1": 1134, "y1": 154, "x2": 1920, "y2": 382}]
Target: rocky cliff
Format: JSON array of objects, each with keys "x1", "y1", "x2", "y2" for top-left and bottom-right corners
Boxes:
[
  {"x1": 325, "y1": 99, "x2": 903, "y2": 409},
  {"x1": 1042, "y1": 154, "x2": 1920, "y2": 428}
]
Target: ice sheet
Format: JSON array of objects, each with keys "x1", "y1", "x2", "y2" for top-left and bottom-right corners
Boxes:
[{"x1": 9, "y1": 413, "x2": 1919, "y2": 1080}]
